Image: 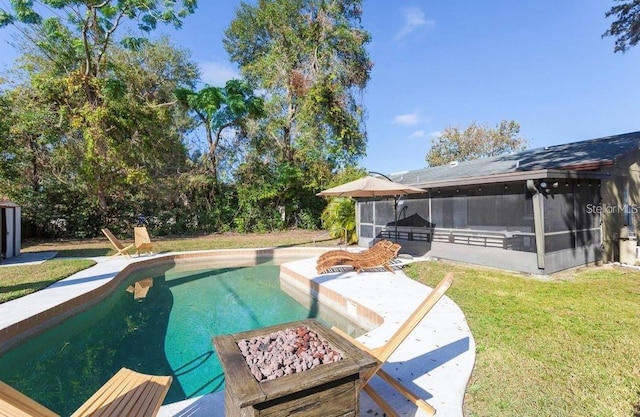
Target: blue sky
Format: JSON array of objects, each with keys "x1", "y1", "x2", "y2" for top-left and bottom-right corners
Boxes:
[{"x1": 0, "y1": 1, "x2": 639, "y2": 175}]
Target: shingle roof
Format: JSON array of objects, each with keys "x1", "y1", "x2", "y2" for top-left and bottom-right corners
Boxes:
[{"x1": 387, "y1": 131, "x2": 640, "y2": 187}]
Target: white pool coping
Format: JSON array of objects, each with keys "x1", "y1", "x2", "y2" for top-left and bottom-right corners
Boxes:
[{"x1": 0, "y1": 249, "x2": 475, "y2": 417}]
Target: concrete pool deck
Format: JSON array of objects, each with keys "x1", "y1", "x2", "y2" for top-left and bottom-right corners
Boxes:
[{"x1": 0, "y1": 249, "x2": 475, "y2": 417}]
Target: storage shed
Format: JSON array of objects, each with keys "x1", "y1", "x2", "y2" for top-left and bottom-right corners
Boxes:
[{"x1": 0, "y1": 199, "x2": 21, "y2": 261}]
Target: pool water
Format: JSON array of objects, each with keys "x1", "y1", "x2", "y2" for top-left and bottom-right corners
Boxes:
[{"x1": 0, "y1": 263, "x2": 365, "y2": 416}]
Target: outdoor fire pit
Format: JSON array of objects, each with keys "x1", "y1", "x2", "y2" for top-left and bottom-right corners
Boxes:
[{"x1": 212, "y1": 319, "x2": 377, "y2": 417}]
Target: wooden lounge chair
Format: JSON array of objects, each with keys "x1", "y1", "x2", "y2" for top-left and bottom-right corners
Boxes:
[
  {"x1": 317, "y1": 239, "x2": 393, "y2": 264},
  {"x1": 316, "y1": 240, "x2": 401, "y2": 274},
  {"x1": 102, "y1": 228, "x2": 135, "y2": 258},
  {"x1": 332, "y1": 273, "x2": 454, "y2": 417},
  {"x1": 134, "y1": 226, "x2": 153, "y2": 256},
  {"x1": 0, "y1": 367, "x2": 172, "y2": 417},
  {"x1": 316, "y1": 240, "x2": 394, "y2": 273},
  {"x1": 343, "y1": 242, "x2": 401, "y2": 273}
]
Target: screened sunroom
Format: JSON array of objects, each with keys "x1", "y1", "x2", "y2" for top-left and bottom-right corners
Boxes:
[{"x1": 358, "y1": 173, "x2": 604, "y2": 275}]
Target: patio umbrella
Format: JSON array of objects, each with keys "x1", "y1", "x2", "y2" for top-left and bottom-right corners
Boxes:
[{"x1": 317, "y1": 176, "x2": 425, "y2": 241}]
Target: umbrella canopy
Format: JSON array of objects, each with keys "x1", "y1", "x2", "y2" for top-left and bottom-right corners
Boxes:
[
  {"x1": 317, "y1": 176, "x2": 425, "y2": 198},
  {"x1": 318, "y1": 176, "x2": 426, "y2": 243}
]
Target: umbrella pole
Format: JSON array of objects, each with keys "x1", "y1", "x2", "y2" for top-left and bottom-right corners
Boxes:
[{"x1": 394, "y1": 196, "x2": 399, "y2": 243}]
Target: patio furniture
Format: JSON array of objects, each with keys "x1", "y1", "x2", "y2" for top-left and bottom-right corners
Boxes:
[
  {"x1": 331, "y1": 272, "x2": 454, "y2": 417},
  {"x1": 316, "y1": 240, "x2": 401, "y2": 274},
  {"x1": 212, "y1": 319, "x2": 377, "y2": 417},
  {"x1": 102, "y1": 228, "x2": 135, "y2": 258},
  {"x1": 0, "y1": 380, "x2": 58, "y2": 417},
  {"x1": 0, "y1": 367, "x2": 172, "y2": 417},
  {"x1": 134, "y1": 226, "x2": 153, "y2": 256},
  {"x1": 316, "y1": 240, "x2": 394, "y2": 273},
  {"x1": 317, "y1": 239, "x2": 393, "y2": 263}
]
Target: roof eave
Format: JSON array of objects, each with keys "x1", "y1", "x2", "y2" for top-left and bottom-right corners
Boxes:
[{"x1": 410, "y1": 169, "x2": 610, "y2": 189}]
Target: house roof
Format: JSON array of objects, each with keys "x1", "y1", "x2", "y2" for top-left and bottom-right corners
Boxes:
[{"x1": 388, "y1": 131, "x2": 640, "y2": 188}]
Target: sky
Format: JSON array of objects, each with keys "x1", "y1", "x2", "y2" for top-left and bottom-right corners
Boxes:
[{"x1": 0, "y1": 1, "x2": 639, "y2": 176}]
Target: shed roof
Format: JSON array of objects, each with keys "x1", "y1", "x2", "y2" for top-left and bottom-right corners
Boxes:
[
  {"x1": 0, "y1": 200, "x2": 19, "y2": 208},
  {"x1": 388, "y1": 131, "x2": 640, "y2": 188}
]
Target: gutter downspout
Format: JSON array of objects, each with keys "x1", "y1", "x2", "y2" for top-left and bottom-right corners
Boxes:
[{"x1": 527, "y1": 179, "x2": 545, "y2": 271}]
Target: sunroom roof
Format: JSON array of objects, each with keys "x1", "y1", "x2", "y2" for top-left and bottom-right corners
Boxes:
[{"x1": 387, "y1": 131, "x2": 640, "y2": 188}]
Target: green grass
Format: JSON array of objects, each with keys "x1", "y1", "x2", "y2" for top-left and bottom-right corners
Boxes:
[
  {"x1": 20, "y1": 229, "x2": 338, "y2": 258},
  {"x1": 405, "y1": 260, "x2": 640, "y2": 417},
  {"x1": 0, "y1": 259, "x2": 96, "y2": 303}
]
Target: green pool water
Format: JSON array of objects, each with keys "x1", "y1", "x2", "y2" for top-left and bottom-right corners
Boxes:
[{"x1": 0, "y1": 263, "x2": 365, "y2": 416}]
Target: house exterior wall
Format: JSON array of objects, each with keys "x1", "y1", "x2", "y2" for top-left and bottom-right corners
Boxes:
[{"x1": 599, "y1": 150, "x2": 640, "y2": 263}]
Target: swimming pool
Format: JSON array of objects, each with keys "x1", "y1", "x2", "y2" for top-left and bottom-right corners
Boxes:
[{"x1": 0, "y1": 262, "x2": 366, "y2": 416}]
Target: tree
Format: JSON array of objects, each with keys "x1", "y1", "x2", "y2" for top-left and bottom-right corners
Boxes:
[
  {"x1": 0, "y1": 93, "x2": 18, "y2": 186},
  {"x1": 224, "y1": 0, "x2": 371, "y2": 170},
  {"x1": 0, "y1": 1, "x2": 197, "y2": 81},
  {"x1": 224, "y1": 0, "x2": 371, "y2": 229},
  {"x1": 0, "y1": 1, "x2": 198, "y2": 216},
  {"x1": 175, "y1": 79, "x2": 265, "y2": 182},
  {"x1": 603, "y1": 0, "x2": 640, "y2": 53},
  {"x1": 426, "y1": 120, "x2": 528, "y2": 167},
  {"x1": 0, "y1": 35, "x2": 199, "y2": 236}
]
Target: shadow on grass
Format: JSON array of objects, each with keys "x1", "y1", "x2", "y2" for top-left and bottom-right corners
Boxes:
[{"x1": 0, "y1": 280, "x2": 61, "y2": 303}]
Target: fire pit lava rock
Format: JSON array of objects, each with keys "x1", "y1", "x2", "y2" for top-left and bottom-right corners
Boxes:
[{"x1": 237, "y1": 325, "x2": 343, "y2": 381}]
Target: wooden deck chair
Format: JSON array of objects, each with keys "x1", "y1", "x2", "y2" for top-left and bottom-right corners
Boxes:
[
  {"x1": 1, "y1": 367, "x2": 172, "y2": 417},
  {"x1": 71, "y1": 367, "x2": 171, "y2": 417},
  {"x1": 332, "y1": 273, "x2": 454, "y2": 417},
  {"x1": 0, "y1": 380, "x2": 60, "y2": 417},
  {"x1": 134, "y1": 226, "x2": 153, "y2": 256},
  {"x1": 102, "y1": 228, "x2": 135, "y2": 258}
]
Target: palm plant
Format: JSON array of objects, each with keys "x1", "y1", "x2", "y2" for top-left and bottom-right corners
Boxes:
[{"x1": 321, "y1": 197, "x2": 358, "y2": 245}]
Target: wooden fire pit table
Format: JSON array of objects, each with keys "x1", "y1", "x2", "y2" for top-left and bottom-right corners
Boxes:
[{"x1": 212, "y1": 319, "x2": 377, "y2": 417}]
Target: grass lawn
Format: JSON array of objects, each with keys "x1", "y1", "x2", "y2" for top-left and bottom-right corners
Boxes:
[
  {"x1": 0, "y1": 259, "x2": 96, "y2": 303},
  {"x1": 405, "y1": 260, "x2": 640, "y2": 417},
  {"x1": 4, "y1": 231, "x2": 640, "y2": 416}
]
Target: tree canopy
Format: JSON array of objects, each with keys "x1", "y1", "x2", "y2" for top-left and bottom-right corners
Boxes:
[
  {"x1": 603, "y1": 0, "x2": 640, "y2": 53},
  {"x1": 222, "y1": 0, "x2": 372, "y2": 230},
  {"x1": 175, "y1": 79, "x2": 265, "y2": 182},
  {"x1": 426, "y1": 120, "x2": 528, "y2": 167},
  {"x1": 224, "y1": 0, "x2": 371, "y2": 169},
  {"x1": 0, "y1": 0, "x2": 375, "y2": 238},
  {"x1": 0, "y1": 1, "x2": 202, "y2": 236}
]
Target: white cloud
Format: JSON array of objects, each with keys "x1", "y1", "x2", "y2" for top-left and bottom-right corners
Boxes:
[
  {"x1": 199, "y1": 60, "x2": 240, "y2": 86},
  {"x1": 408, "y1": 130, "x2": 426, "y2": 139},
  {"x1": 393, "y1": 111, "x2": 421, "y2": 126},
  {"x1": 395, "y1": 7, "x2": 434, "y2": 40}
]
